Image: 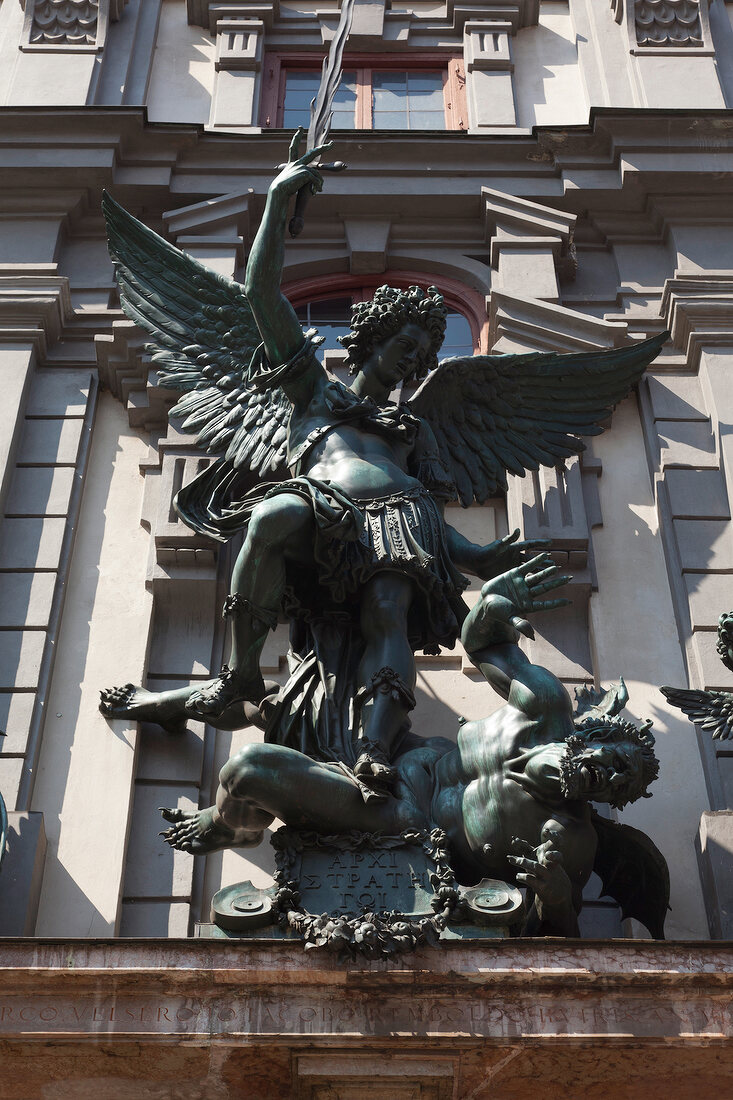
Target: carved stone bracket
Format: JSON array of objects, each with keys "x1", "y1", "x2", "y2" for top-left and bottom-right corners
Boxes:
[
  {"x1": 484, "y1": 187, "x2": 577, "y2": 297},
  {"x1": 488, "y1": 291, "x2": 627, "y2": 353}
]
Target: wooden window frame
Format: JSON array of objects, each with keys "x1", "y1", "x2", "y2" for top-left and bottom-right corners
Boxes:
[{"x1": 261, "y1": 53, "x2": 467, "y2": 131}]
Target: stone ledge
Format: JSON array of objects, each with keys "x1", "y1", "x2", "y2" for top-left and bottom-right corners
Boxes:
[{"x1": 0, "y1": 938, "x2": 731, "y2": 1042}]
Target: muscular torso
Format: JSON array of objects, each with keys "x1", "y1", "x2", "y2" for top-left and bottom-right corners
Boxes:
[
  {"x1": 287, "y1": 373, "x2": 423, "y2": 499},
  {"x1": 421, "y1": 707, "x2": 596, "y2": 887}
]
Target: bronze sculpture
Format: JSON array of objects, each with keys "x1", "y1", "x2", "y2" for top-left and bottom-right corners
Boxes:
[
  {"x1": 99, "y1": 135, "x2": 670, "y2": 941},
  {"x1": 161, "y1": 558, "x2": 668, "y2": 938},
  {"x1": 100, "y1": 134, "x2": 668, "y2": 801},
  {"x1": 662, "y1": 611, "x2": 733, "y2": 740}
]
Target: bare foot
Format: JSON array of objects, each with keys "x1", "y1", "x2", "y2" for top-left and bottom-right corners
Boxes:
[
  {"x1": 160, "y1": 806, "x2": 263, "y2": 854},
  {"x1": 185, "y1": 665, "x2": 265, "y2": 719},
  {"x1": 99, "y1": 683, "x2": 187, "y2": 733}
]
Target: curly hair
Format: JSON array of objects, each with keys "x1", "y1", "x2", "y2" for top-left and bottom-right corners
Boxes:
[
  {"x1": 561, "y1": 715, "x2": 659, "y2": 809},
  {"x1": 338, "y1": 284, "x2": 447, "y2": 382}
]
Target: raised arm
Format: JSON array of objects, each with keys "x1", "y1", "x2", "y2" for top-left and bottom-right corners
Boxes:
[
  {"x1": 244, "y1": 133, "x2": 331, "y2": 368},
  {"x1": 460, "y1": 557, "x2": 572, "y2": 720}
]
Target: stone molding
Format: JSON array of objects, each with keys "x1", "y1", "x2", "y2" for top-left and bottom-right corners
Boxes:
[
  {"x1": 0, "y1": 938, "x2": 731, "y2": 1043},
  {"x1": 214, "y1": 15, "x2": 263, "y2": 72},
  {"x1": 488, "y1": 290, "x2": 628, "y2": 352},
  {"x1": 0, "y1": 275, "x2": 73, "y2": 359},
  {"x1": 662, "y1": 273, "x2": 733, "y2": 369},
  {"x1": 20, "y1": 0, "x2": 128, "y2": 52},
  {"x1": 447, "y1": 1, "x2": 540, "y2": 33}
]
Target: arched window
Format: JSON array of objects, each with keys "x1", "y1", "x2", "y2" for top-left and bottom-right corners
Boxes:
[{"x1": 285, "y1": 275, "x2": 485, "y2": 364}]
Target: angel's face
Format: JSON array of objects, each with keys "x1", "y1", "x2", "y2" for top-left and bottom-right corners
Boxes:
[{"x1": 362, "y1": 322, "x2": 432, "y2": 393}]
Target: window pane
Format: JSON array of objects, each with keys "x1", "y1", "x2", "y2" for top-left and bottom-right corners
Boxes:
[
  {"x1": 283, "y1": 108, "x2": 311, "y2": 129},
  {"x1": 441, "y1": 312, "x2": 474, "y2": 358},
  {"x1": 334, "y1": 74, "x2": 357, "y2": 105},
  {"x1": 407, "y1": 73, "x2": 444, "y2": 106},
  {"x1": 331, "y1": 73, "x2": 357, "y2": 129},
  {"x1": 372, "y1": 72, "x2": 408, "y2": 111},
  {"x1": 284, "y1": 72, "x2": 321, "y2": 108},
  {"x1": 283, "y1": 71, "x2": 356, "y2": 129},
  {"x1": 408, "y1": 110, "x2": 445, "y2": 130},
  {"x1": 373, "y1": 110, "x2": 409, "y2": 129}
]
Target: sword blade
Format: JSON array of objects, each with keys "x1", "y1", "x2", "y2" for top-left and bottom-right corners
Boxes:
[{"x1": 307, "y1": 0, "x2": 356, "y2": 149}]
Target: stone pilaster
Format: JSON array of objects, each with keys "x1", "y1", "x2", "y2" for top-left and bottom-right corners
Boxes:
[{"x1": 208, "y1": 11, "x2": 265, "y2": 132}]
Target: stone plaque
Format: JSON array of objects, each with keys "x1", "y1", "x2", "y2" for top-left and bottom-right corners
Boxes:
[{"x1": 271, "y1": 828, "x2": 462, "y2": 957}]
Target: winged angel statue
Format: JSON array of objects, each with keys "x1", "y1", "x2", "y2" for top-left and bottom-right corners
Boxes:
[{"x1": 100, "y1": 137, "x2": 667, "y2": 803}]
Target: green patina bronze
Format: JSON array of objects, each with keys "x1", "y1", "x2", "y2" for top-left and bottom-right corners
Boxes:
[
  {"x1": 100, "y1": 136, "x2": 671, "y2": 943},
  {"x1": 662, "y1": 611, "x2": 733, "y2": 740}
]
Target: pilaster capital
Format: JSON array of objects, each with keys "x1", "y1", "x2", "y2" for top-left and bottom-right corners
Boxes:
[
  {"x1": 483, "y1": 188, "x2": 576, "y2": 247},
  {"x1": 187, "y1": 1, "x2": 277, "y2": 34},
  {"x1": 450, "y1": 1, "x2": 540, "y2": 34}
]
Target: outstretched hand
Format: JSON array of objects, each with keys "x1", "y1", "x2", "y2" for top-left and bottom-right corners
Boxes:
[
  {"x1": 471, "y1": 529, "x2": 551, "y2": 579},
  {"x1": 462, "y1": 555, "x2": 571, "y2": 653}
]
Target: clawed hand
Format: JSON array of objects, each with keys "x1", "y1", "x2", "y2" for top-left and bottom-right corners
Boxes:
[
  {"x1": 508, "y1": 835, "x2": 572, "y2": 910},
  {"x1": 472, "y1": 529, "x2": 551, "y2": 579},
  {"x1": 468, "y1": 554, "x2": 571, "y2": 643}
]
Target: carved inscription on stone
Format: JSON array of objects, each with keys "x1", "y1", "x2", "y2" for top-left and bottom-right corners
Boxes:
[
  {"x1": 296, "y1": 844, "x2": 436, "y2": 917},
  {"x1": 0, "y1": 994, "x2": 730, "y2": 1039}
]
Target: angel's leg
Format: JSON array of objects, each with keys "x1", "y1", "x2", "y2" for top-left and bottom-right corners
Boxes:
[
  {"x1": 353, "y1": 573, "x2": 417, "y2": 800},
  {"x1": 186, "y1": 494, "x2": 314, "y2": 717},
  {"x1": 99, "y1": 680, "x2": 278, "y2": 733}
]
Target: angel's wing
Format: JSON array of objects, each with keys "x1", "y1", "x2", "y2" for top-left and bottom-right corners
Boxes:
[
  {"x1": 102, "y1": 191, "x2": 290, "y2": 479},
  {"x1": 408, "y1": 333, "x2": 668, "y2": 507},
  {"x1": 591, "y1": 809, "x2": 670, "y2": 939},
  {"x1": 660, "y1": 685, "x2": 733, "y2": 741}
]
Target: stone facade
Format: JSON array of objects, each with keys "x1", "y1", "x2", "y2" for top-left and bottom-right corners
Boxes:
[{"x1": 2, "y1": 0, "x2": 733, "y2": 1093}]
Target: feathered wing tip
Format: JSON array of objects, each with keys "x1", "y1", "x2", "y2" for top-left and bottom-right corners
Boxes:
[
  {"x1": 660, "y1": 685, "x2": 733, "y2": 741},
  {"x1": 717, "y1": 611, "x2": 733, "y2": 673},
  {"x1": 100, "y1": 191, "x2": 290, "y2": 482},
  {"x1": 409, "y1": 331, "x2": 670, "y2": 508}
]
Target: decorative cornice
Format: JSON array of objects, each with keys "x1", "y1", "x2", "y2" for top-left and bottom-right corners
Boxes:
[
  {"x1": 661, "y1": 274, "x2": 733, "y2": 367},
  {"x1": 489, "y1": 290, "x2": 628, "y2": 353},
  {"x1": 0, "y1": 275, "x2": 73, "y2": 357}
]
